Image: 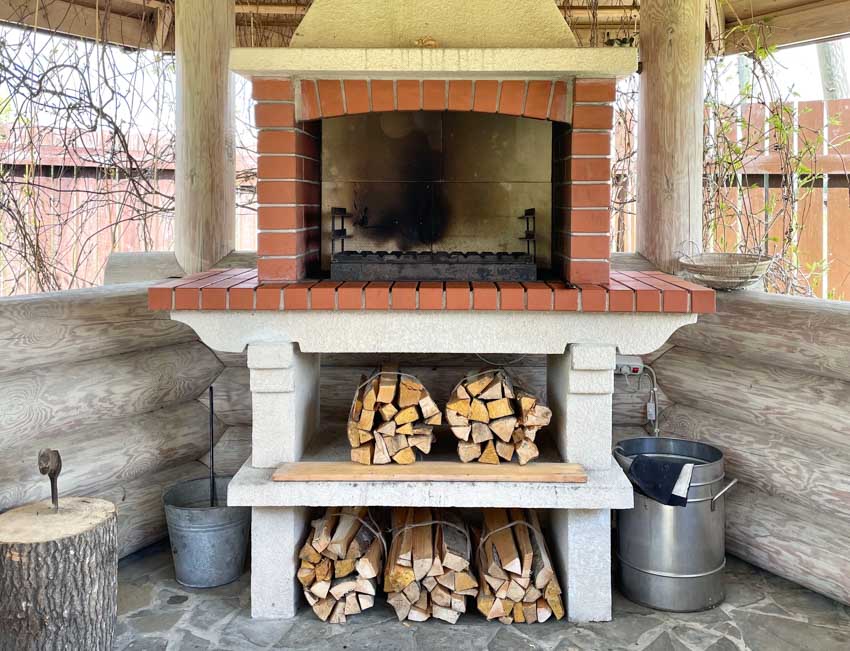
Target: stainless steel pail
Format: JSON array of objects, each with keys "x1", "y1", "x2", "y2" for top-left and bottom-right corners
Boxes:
[{"x1": 614, "y1": 437, "x2": 738, "y2": 612}]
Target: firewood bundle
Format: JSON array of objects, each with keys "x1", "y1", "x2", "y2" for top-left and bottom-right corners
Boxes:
[
  {"x1": 297, "y1": 507, "x2": 384, "y2": 623},
  {"x1": 476, "y1": 509, "x2": 564, "y2": 624},
  {"x1": 348, "y1": 367, "x2": 442, "y2": 465},
  {"x1": 445, "y1": 370, "x2": 552, "y2": 465},
  {"x1": 383, "y1": 508, "x2": 479, "y2": 624}
]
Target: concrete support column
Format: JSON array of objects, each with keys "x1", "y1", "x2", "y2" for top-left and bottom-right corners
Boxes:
[
  {"x1": 251, "y1": 507, "x2": 309, "y2": 618},
  {"x1": 548, "y1": 343, "x2": 617, "y2": 622},
  {"x1": 246, "y1": 341, "x2": 318, "y2": 618},
  {"x1": 637, "y1": 0, "x2": 705, "y2": 272},
  {"x1": 547, "y1": 343, "x2": 616, "y2": 469},
  {"x1": 175, "y1": 0, "x2": 236, "y2": 273},
  {"x1": 248, "y1": 342, "x2": 320, "y2": 468}
]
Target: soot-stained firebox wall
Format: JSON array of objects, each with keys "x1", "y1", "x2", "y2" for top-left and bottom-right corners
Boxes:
[{"x1": 320, "y1": 111, "x2": 552, "y2": 270}]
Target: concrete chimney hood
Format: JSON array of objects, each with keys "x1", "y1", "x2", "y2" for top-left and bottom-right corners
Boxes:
[{"x1": 230, "y1": 0, "x2": 637, "y2": 80}]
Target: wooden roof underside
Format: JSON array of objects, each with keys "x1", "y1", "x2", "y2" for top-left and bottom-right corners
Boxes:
[{"x1": 0, "y1": 0, "x2": 848, "y2": 56}]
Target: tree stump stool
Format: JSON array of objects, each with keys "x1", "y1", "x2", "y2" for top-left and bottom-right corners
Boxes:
[{"x1": 0, "y1": 497, "x2": 118, "y2": 651}]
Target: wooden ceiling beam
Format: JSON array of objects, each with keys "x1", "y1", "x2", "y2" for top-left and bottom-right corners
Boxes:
[
  {"x1": 725, "y1": 0, "x2": 850, "y2": 54},
  {"x1": 0, "y1": 0, "x2": 160, "y2": 50}
]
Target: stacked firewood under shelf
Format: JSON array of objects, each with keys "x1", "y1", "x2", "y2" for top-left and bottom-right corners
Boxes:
[
  {"x1": 298, "y1": 507, "x2": 565, "y2": 625},
  {"x1": 445, "y1": 370, "x2": 553, "y2": 465},
  {"x1": 383, "y1": 508, "x2": 479, "y2": 624},
  {"x1": 477, "y1": 508, "x2": 564, "y2": 624},
  {"x1": 297, "y1": 507, "x2": 384, "y2": 623},
  {"x1": 348, "y1": 367, "x2": 442, "y2": 465}
]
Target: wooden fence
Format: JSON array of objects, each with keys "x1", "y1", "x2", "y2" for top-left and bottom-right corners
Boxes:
[{"x1": 615, "y1": 97, "x2": 850, "y2": 300}]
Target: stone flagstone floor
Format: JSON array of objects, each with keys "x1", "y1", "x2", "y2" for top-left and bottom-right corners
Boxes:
[{"x1": 116, "y1": 541, "x2": 850, "y2": 651}]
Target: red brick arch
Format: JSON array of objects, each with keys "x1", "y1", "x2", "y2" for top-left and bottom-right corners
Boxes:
[{"x1": 297, "y1": 79, "x2": 571, "y2": 122}]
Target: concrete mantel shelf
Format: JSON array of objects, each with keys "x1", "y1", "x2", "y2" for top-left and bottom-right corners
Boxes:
[
  {"x1": 230, "y1": 47, "x2": 638, "y2": 80},
  {"x1": 228, "y1": 461, "x2": 634, "y2": 510},
  {"x1": 172, "y1": 309, "x2": 697, "y2": 356}
]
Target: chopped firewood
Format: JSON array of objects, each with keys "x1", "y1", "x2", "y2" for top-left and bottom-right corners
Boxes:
[
  {"x1": 408, "y1": 435, "x2": 433, "y2": 454},
  {"x1": 327, "y1": 507, "x2": 368, "y2": 558},
  {"x1": 334, "y1": 559, "x2": 355, "y2": 578},
  {"x1": 478, "y1": 441, "x2": 500, "y2": 464},
  {"x1": 392, "y1": 447, "x2": 416, "y2": 465},
  {"x1": 496, "y1": 440, "x2": 515, "y2": 462},
  {"x1": 347, "y1": 367, "x2": 437, "y2": 464},
  {"x1": 376, "y1": 371, "x2": 397, "y2": 404},
  {"x1": 387, "y1": 592, "x2": 411, "y2": 621},
  {"x1": 471, "y1": 422, "x2": 493, "y2": 443},
  {"x1": 446, "y1": 396, "x2": 471, "y2": 417},
  {"x1": 516, "y1": 439, "x2": 540, "y2": 466},
  {"x1": 344, "y1": 592, "x2": 361, "y2": 615},
  {"x1": 384, "y1": 508, "x2": 477, "y2": 624},
  {"x1": 313, "y1": 598, "x2": 334, "y2": 622},
  {"x1": 432, "y1": 604, "x2": 461, "y2": 623},
  {"x1": 469, "y1": 399, "x2": 490, "y2": 423},
  {"x1": 446, "y1": 370, "x2": 551, "y2": 465},
  {"x1": 372, "y1": 434, "x2": 391, "y2": 465},
  {"x1": 446, "y1": 409, "x2": 469, "y2": 427},
  {"x1": 457, "y1": 440, "x2": 482, "y2": 463},
  {"x1": 486, "y1": 398, "x2": 514, "y2": 419},
  {"x1": 419, "y1": 395, "x2": 440, "y2": 419},
  {"x1": 299, "y1": 507, "x2": 384, "y2": 622},
  {"x1": 328, "y1": 600, "x2": 346, "y2": 624},
  {"x1": 476, "y1": 508, "x2": 564, "y2": 624},
  {"x1": 489, "y1": 416, "x2": 518, "y2": 442},
  {"x1": 350, "y1": 443, "x2": 373, "y2": 465},
  {"x1": 312, "y1": 508, "x2": 339, "y2": 554},
  {"x1": 536, "y1": 598, "x2": 552, "y2": 623},
  {"x1": 398, "y1": 376, "x2": 425, "y2": 408},
  {"x1": 451, "y1": 425, "x2": 472, "y2": 441},
  {"x1": 379, "y1": 402, "x2": 399, "y2": 421},
  {"x1": 465, "y1": 373, "x2": 494, "y2": 396}
]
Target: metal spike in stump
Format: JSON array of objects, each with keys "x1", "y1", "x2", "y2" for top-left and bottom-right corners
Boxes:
[{"x1": 37, "y1": 448, "x2": 62, "y2": 511}]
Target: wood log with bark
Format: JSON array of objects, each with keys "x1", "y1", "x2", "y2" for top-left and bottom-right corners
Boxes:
[
  {"x1": 348, "y1": 367, "x2": 441, "y2": 465},
  {"x1": 475, "y1": 508, "x2": 564, "y2": 624},
  {"x1": 0, "y1": 497, "x2": 118, "y2": 649},
  {"x1": 297, "y1": 507, "x2": 384, "y2": 623},
  {"x1": 446, "y1": 370, "x2": 552, "y2": 465},
  {"x1": 383, "y1": 507, "x2": 479, "y2": 623}
]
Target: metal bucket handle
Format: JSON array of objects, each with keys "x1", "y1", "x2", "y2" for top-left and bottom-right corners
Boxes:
[{"x1": 710, "y1": 478, "x2": 738, "y2": 512}]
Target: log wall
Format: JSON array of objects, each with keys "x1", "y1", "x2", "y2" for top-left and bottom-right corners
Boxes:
[
  {"x1": 0, "y1": 284, "x2": 238, "y2": 558},
  {"x1": 652, "y1": 290, "x2": 850, "y2": 605}
]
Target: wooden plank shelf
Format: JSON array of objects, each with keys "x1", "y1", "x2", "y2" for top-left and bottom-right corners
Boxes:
[{"x1": 272, "y1": 461, "x2": 587, "y2": 483}]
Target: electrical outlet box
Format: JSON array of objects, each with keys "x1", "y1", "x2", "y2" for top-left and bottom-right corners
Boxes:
[{"x1": 615, "y1": 354, "x2": 644, "y2": 376}]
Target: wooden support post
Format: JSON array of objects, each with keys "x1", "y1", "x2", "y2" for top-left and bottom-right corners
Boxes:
[
  {"x1": 175, "y1": 0, "x2": 236, "y2": 274},
  {"x1": 637, "y1": 0, "x2": 705, "y2": 272}
]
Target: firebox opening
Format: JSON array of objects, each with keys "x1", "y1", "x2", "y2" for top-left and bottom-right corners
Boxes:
[{"x1": 321, "y1": 111, "x2": 553, "y2": 276}]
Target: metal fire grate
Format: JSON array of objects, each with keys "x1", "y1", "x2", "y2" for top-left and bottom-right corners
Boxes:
[
  {"x1": 329, "y1": 207, "x2": 537, "y2": 281},
  {"x1": 330, "y1": 250, "x2": 536, "y2": 281}
]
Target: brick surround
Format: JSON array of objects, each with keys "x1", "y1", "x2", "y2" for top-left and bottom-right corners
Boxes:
[
  {"x1": 553, "y1": 78, "x2": 615, "y2": 284},
  {"x1": 254, "y1": 77, "x2": 617, "y2": 284},
  {"x1": 254, "y1": 79, "x2": 321, "y2": 281}
]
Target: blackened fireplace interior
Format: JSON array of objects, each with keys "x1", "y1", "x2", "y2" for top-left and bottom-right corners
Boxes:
[{"x1": 320, "y1": 111, "x2": 553, "y2": 282}]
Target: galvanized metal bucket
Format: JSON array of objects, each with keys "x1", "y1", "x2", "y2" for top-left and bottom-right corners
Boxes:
[
  {"x1": 163, "y1": 476, "x2": 251, "y2": 588},
  {"x1": 614, "y1": 437, "x2": 738, "y2": 612}
]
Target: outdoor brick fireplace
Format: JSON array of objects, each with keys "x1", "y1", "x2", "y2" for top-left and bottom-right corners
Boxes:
[
  {"x1": 253, "y1": 76, "x2": 617, "y2": 285},
  {"x1": 147, "y1": 0, "x2": 716, "y2": 626}
]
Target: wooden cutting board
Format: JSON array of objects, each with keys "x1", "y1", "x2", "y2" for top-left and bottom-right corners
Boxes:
[{"x1": 271, "y1": 461, "x2": 586, "y2": 483}]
